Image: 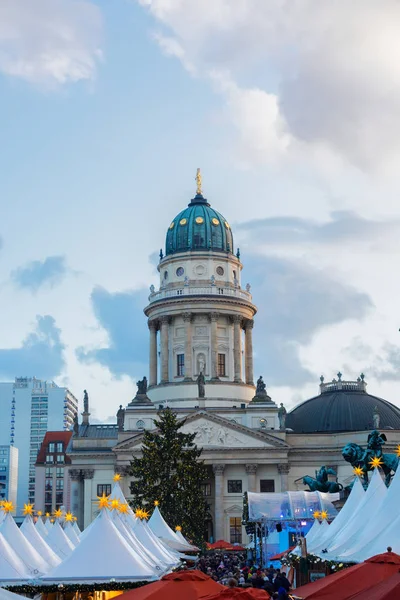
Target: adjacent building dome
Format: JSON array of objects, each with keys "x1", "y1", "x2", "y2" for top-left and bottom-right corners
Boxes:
[
  {"x1": 286, "y1": 375, "x2": 400, "y2": 433},
  {"x1": 165, "y1": 192, "x2": 234, "y2": 256}
]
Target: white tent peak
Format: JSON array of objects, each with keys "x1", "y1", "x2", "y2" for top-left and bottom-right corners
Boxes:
[{"x1": 20, "y1": 514, "x2": 61, "y2": 568}]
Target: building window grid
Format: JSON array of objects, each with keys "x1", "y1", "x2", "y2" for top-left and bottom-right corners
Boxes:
[
  {"x1": 227, "y1": 480, "x2": 242, "y2": 494},
  {"x1": 97, "y1": 484, "x2": 111, "y2": 496},
  {"x1": 260, "y1": 480, "x2": 275, "y2": 493},
  {"x1": 217, "y1": 353, "x2": 226, "y2": 377},
  {"x1": 177, "y1": 353, "x2": 185, "y2": 376},
  {"x1": 229, "y1": 517, "x2": 242, "y2": 544}
]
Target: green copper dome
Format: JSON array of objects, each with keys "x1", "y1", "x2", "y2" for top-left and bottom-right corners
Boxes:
[{"x1": 165, "y1": 193, "x2": 234, "y2": 256}]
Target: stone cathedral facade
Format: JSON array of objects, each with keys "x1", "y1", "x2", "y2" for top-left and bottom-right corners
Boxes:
[{"x1": 66, "y1": 173, "x2": 400, "y2": 544}]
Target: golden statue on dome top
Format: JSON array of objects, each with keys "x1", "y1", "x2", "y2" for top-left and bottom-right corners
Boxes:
[{"x1": 196, "y1": 168, "x2": 202, "y2": 195}]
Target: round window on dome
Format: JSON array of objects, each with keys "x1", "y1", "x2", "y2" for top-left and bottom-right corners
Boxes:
[
  {"x1": 216, "y1": 266, "x2": 224, "y2": 276},
  {"x1": 176, "y1": 267, "x2": 184, "y2": 277},
  {"x1": 169, "y1": 222, "x2": 175, "y2": 230},
  {"x1": 195, "y1": 216, "x2": 204, "y2": 224},
  {"x1": 179, "y1": 218, "x2": 187, "y2": 226},
  {"x1": 211, "y1": 218, "x2": 220, "y2": 226}
]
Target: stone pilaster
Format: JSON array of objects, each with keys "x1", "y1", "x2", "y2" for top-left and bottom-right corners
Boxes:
[
  {"x1": 82, "y1": 469, "x2": 94, "y2": 529},
  {"x1": 232, "y1": 315, "x2": 243, "y2": 383},
  {"x1": 209, "y1": 312, "x2": 220, "y2": 380},
  {"x1": 160, "y1": 316, "x2": 170, "y2": 383},
  {"x1": 148, "y1": 320, "x2": 158, "y2": 387},
  {"x1": 213, "y1": 464, "x2": 225, "y2": 541},
  {"x1": 245, "y1": 463, "x2": 258, "y2": 492},
  {"x1": 183, "y1": 312, "x2": 193, "y2": 380},
  {"x1": 69, "y1": 469, "x2": 83, "y2": 528},
  {"x1": 244, "y1": 319, "x2": 254, "y2": 385},
  {"x1": 277, "y1": 463, "x2": 290, "y2": 492}
]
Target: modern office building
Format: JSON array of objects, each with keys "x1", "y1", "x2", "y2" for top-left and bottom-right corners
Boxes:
[
  {"x1": 35, "y1": 431, "x2": 72, "y2": 514},
  {"x1": 0, "y1": 377, "x2": 78, "y2": 512},
  {"x1": 0, "y1": 445, "x2": 18, "y2": 510}
]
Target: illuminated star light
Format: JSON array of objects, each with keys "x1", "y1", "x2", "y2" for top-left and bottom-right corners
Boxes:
[
  {"x1": 23, "y1": 503, "x2": 34, "y2": 516},
  {"x1": 97, "y1": 493, "x2": 110, "y2": 510},
  {"x1": 320, "y1": 511, "x2": 328, "y2": 520},
  {"x1": 110, "y1": 499, "x2": 120, "y2": 511},
  {"x1": 53, "y1": 508, "x2": 63, "y2": 519},
  {"x1": 396, "y1": 445, "x2": 400, "y2": 458},
  {"x1": 141, "y1": 509, "x2": 150, "y2": 520},
  {"x1": 65, "y1": 512, "x2": 74, "y2": 522},
  {"x1": 118, "y1": 503, "x2": 129, "y2": 514},
  {"x1": 175, "y1": 525, "x2": 182, "y2": 532},
  {"x1": 1, "y1": 501, "x2": 14, "y2": 513},
  {"x1": 135, "y1": 508, "x2": 144, "y2": 518},
  {"x1": 353, "y1": 467, "x2": 364, "y2": 477},
  {"x1": 37, "y1": 510, "x2": 43, "y2": 516},
  {"x1": 313, "y1": 511, "x2": 321, "y2": 519},
  {"x1": 113, "y1": 473, "x2": 122, "y2": 482},
  {"x1": 154, "y1": 500, "x2": 159, "y2": 506},
  {"x1": 369, "y1": 456, "x2": 383, "y2": 469}
]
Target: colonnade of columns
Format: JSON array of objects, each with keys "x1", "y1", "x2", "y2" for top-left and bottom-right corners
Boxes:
[
  {"x1": 69, "y1": 468, "x2": 94, "y2": 529},
  {"x1": 147, "y1": 314, "x2": 254, "y2": 387}
]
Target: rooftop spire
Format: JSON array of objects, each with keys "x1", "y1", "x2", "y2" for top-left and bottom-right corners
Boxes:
[{"x1": 195, "y1": 167, "x2": 202, "y2": 195}]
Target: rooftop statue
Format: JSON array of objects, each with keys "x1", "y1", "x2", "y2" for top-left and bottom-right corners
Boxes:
[
  {"x1": 342, "y1": 429, "x2": 399, "y2": 486},
  {"x1": 255, "y1": 375, "x2": 267, "y2": 397},
  {"x1": 303, "y1": 465, "x2": 343, "y2": 493},
  {"x1": 137, "y1": 376, "x2": 148, "y2": 396}
]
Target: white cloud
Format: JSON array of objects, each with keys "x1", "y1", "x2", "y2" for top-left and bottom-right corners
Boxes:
[
  {"x1": 138, "y1": 0, "x2": 400, "y2": 170},
  {"x1": 0, "y1": 0, "x2": 102, "y2": 85}
]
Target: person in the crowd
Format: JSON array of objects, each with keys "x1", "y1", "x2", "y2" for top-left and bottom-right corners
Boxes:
[{"x1": 273, "y1": 570, "x2": 291, "y2": 593}]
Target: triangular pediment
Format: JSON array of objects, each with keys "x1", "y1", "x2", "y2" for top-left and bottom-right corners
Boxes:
[{"x1": 114, "y1": 411, "x2": 289, "y2": 452}]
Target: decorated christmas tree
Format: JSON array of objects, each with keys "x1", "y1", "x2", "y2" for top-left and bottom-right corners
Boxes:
[{"x1": 128, "y1": 408, "x2": 209, "y2": 546}]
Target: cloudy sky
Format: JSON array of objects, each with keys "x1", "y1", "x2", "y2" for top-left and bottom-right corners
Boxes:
[{"x1": 1, "y1": 0, "x2": 400, "y2": 421}]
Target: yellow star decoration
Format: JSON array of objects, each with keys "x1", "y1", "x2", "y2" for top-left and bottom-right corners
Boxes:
[
  {"x1": 141, "y1": 509, "x2": 150, "y2": 520},
  {"x1": 1, "y1": 501, "x2": 14, "y2": 513},
  {"x1": 135, "y1": 508, "x2": 144, "y2": 518},
  {"x1": 53, "y1": 508, "x2": 63, "y2": 519},
  {"x1": 113, "y1": 473, "x2": 122, "y2": 482},
  {"x1": 313, "y1": 511, "x2": 321, "y2": 519},
  {"x1": 118, "y1": 503, "x2": 129, "y2": 514},
  {"x1": 65, "y1": 512, "x2": 74, "y2": 522},
  {"x1": 353, "y1": 466, "x2": 364, "y2": 477},
  {"x1": 396, "y1": 445, "x2": 400, "y2": 458},
  {"x1": 45, "y1": 512, "x2": 50, "y2": 518},
  {"x1": 50, "y1": 519, "x2": 55, "y2": 523},
  {"x1": 37, "y1": 510, "x2": 43, "y2": 516},
  {"x1": 23, "y1": 503, "x2": 34, "y2": 516},
  {"x1": 320, "y1": 511, "x2": 328, "y2": 520},
  {"x1": 369, "y1": 456, "x2": 383, "y2": 469},
  {"x1": 175, "y1": 525, "x2": 182, "y2": 532},
  {"x1": 73, "y1": 516, "x2": 78, "y2": 521},
  {"x1": 97, "y1": 493, "x2": 110, "y2": 510},
  {"x1": 110, "y1": 499, "x2": 120, "y2": 511},
  {"x1": 154, "y1": 500, "x2": 159, "y2": 506}
]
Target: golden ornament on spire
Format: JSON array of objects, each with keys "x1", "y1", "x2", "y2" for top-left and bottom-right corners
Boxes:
[
  {"x1": 154, "y1": 500, "x2": 159, "y2": 507},
  {"x1": 369, "y1": 456, "x2": 383, "y2": 469},
  {"x1": 37, "y1": 510, "x2": 43, "y2": 516},
  {"x1": 135, "y1": 508, "x2": 144, "y2": 518},
  {"x1": 175, "y1": 525, "x2": 182, "y2": 532},
  {"x1": 320, "y1": 510, "x2": 328, "y2": 520},
  {"x1": 45, "y1": 512, "x2": 50, "y2": 518},
  {"x1": 65, "y1": 512, "x2": 74, "y2": 522},
  {"x1": 110, "y1": 498, "x2": 120, "y2": 511},
  {"x1": 23, "y1": 503, "x2": 34, "y2": 516},
  {"x1": 1, "y1": 500, "x2": 14, "y2": 513},
  {"x1": 195, "y1": 168, "x2": 202, "y2": 195},
  {"x1": 141, "y1": 509, "x2": 150, "y2": 520},
  {"x1": 313, "y1": 511, "x2": 321, "y2": 519},
  {"x1": 118, "y1": 503, "x2": 129, "y2": 515},
  {"x1": 97, "y1": 493, "x2": 110, "y2": 510},
  {"x1": 353, "y1": 466, "x2": 364, "y2": 477},
  {"x1": 53, "y1": 508, "x2": 63, "y2": 519},
  {"x1": 113, "y1": 473, "x2": 122, "y2": 482}
]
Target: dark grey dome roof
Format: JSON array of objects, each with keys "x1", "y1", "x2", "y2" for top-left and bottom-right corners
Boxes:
[{"x1": 286, "y1": 378, "x2": 400, "y2": 433}]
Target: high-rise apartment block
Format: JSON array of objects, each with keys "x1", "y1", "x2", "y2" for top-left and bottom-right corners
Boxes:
[
  {"x1": 0, "y1": 377, "x2": 78, "y2": 512},
  {"x1": 0, "y1": 445, "x2": 18, "y2": 509}
]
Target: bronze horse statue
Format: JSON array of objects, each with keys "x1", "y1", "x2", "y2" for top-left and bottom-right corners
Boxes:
[
  {"x1": 342, "y1": 440, "x2": 398, "y2": 486},
  {"x1": 302, "y1": 466, "x2": 343, "y2": 493}
]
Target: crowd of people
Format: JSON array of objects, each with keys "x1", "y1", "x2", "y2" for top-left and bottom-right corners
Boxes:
[{"x1": 198, "y1": 553, "x2": 292, "y2": 599}]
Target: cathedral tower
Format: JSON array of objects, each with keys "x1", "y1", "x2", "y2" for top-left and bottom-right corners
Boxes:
[{"x1": 144, "y1": 171, "x2": 257, "y2": 408}]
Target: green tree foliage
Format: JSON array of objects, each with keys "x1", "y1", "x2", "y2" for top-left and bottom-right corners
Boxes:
[{"x1": 128, "y1": 408, "x2": 209, "y2": 546}]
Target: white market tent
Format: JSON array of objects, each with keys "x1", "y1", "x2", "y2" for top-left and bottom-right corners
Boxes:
[
  {"x1": 175, "y1": 528, "x2": 199, "y2": 551},
  {"x1": 247, "y1": 490, "x2": 339, "y2": 523},
  {"x1": 73, "y1": 520, "x2": 81, "y2": 536},
  {"x1": 42, "y1": 508, "x2": 160, "y2": 583},
  {"x1": 0, "y1": 513, "x2": 48, "y2": 575},
  {"x1": 310, "y1": 476, "x2": 365, "y2": 554},
  {"x1": 0, "y1": 587, "x2": 33, "y2": 600},
  {"x1": 0, "y1": 532, "x2": 31, "y2": 583},
  {"x1": 45, "y1": 520, "x2": 76, "y2": 559},
  {"x1": 20, "y1": 514, "x2": 61, "y2": 568},
  {"x1": 35, "y1": 517, "x2": 48, "y2": 538},
  {"x1": 63, "y1": 521, "x2": 80, "y2": 546},
  {"x1": 134, "y1": 517, "x2": 180, "y2": 567},
  {"x1": 45, "y1": 518, "x2": 53, "y2": 533},
  {"x1": 304, "y1": 518, "x2": 321, "y2": 547},
  {"x1": 324, "y1": 468, "x2": 387, "y2": 558},
  {"x1": 148, "y1": 506, "x2": 196, "y2": 552}
]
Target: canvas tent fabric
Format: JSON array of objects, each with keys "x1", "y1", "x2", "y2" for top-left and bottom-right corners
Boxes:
[
  {"x1": 348, "y1": 571, "x2": 400, "y2": 600},
  {"x1": 63, "y1": 521, "x2": 80, "y2": 546},
  {"x1": 45, "y1": 520, "x2": 76, "y2": 559},
  {"x1": 45, "y1": 518, "x2": 53, "y2": 532},
  {"x1": 42, "y1": 508, "x2": 160, "y2": 583},
  {"x1": 73, "y1": 521, "x2": 81, "y2": 535},
  {"x1": 0, "y1": 531, "x2": 32, "y2": 583},
  {"x1": 0, "y1": 587, "x2": 34, "y2": 600},
  {"x1": 20, "y1": 515, "x2": 61, "y2": 568},
  {"x1": 201, "y1": 588, "x2": 270, "y2": 599},
  {"x1": 117, "y1": 570, "x2": 222, "y2": 600},
  {"x1": 304, "y1": 519, "x2": 321, "y2": 547},
  {"x1": 35, "y1": 517, "x2": 48, "y2": 538},
  {"x1": 294, "y1": 550, "x2": 400, "y2": 600},
  {"x1": 134, "y1": 518, "x2": 180, "y2": 567},
  {"x1": 311, "y1": 477, "x2": 365, "y2": 554},
  {"x1": 247, "y1": 490, "x2": 338, "y2": 522},
  {"x1": 324, "y1": 468, "x2": 387, "y2": 558},
  {"x1": 148, "y1": 506, "x2": 195, "y2": 552},
  {"x1": 0, "y1": 513, "x2": 48, "y2": 575}
]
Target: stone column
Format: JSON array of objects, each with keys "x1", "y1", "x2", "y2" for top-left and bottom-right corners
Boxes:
[
  {"x1": 210, "y1": 312, "x2": 219, "y2": 380},
  {"x1": 232, "y1": 315, "x2": 243, "y2": 383},
  {"x1": 183, "y1": 312, "x2": 193, "y2": 381},
  {"x1": 213, "y1": 464, "x2": 225, "y2": 541},
  {"x1": 160, "y1": 316, "x2": 170, "y2": 383},
  {"x1": 69, "y1": 469, "x2": 83, "y2": 528},
  {"x1": 148, "y1": 320, "x2": 158, "y2": 387},
  {"x1": 82, "y1": 469, "x2": 94, "y2": 529},
  {"x1": 277, "y1": 463, "x2": 290, "y2": 492},
  {"x1": 244, "y1": 319, "x2": 254, "y2": 385},
  {"x1": 245, "y1": 463, "x2": 258, "y2": 492}
]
